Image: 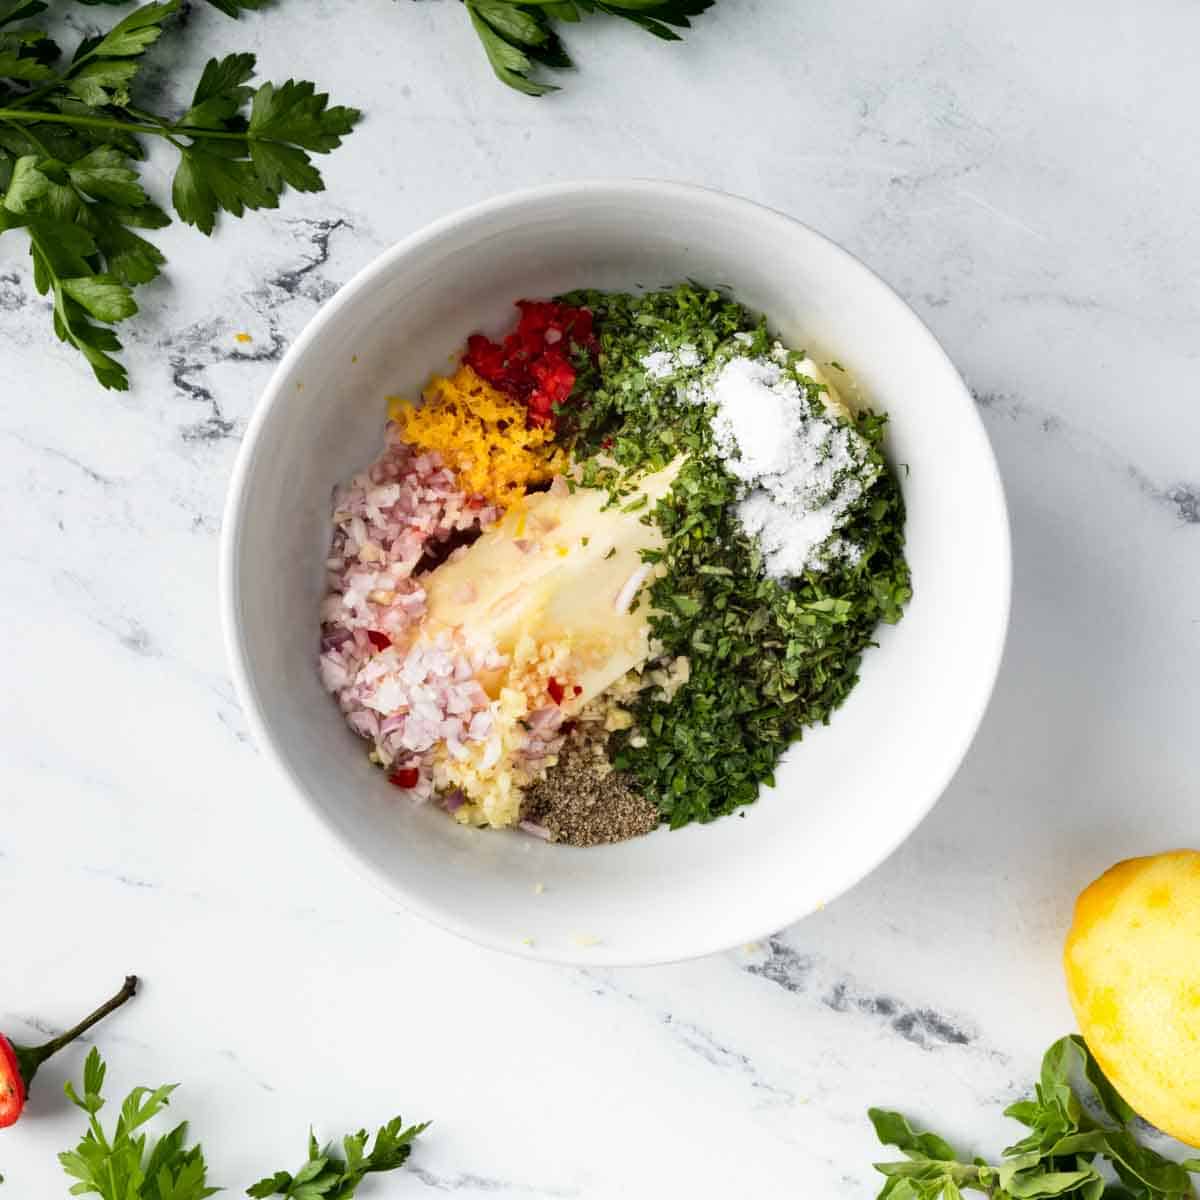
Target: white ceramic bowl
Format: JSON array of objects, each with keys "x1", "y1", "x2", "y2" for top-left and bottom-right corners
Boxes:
[{"x1": 221, "y1": 180, "x2": 1010, "y2": 966}]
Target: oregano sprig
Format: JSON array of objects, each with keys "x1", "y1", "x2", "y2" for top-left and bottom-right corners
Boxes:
[{"x1": 869, "y1": 1035, "x2": 1200, "y2": 1199}]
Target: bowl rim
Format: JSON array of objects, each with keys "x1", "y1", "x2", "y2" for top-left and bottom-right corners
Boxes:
[{"x1": 220, "y1": 178, "x2": 1012, "y2": 966}]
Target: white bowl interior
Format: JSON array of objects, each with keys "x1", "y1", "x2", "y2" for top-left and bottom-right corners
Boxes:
[{"x1": 223, "y1": 182, "x2": 1009, "y2": 965}]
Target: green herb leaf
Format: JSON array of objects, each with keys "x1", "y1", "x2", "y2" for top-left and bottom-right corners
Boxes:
[
  {"x1": 58, "y1": 1049, "x2": 218, "y2": 1200},
  {"x1": 0, "y1": 4, "x2": 359, "y2": 389},
  {"x1": 869, "y1": 1109, "x2": 961, "y2": 1163},
  {"x1": 458, "y1": 0, "x2": 716, "y2": 94},
  {"x1": 182, "y1": 51, "x2": 257, "y2": 126},
  {"x1": 73, "y1": 0, "x2": 264, "y2": 18},
  {"x1": 467, "y1": 4, "x2": 558, "y2": 96},
  {"x1": 171, "y1": 63, "x2": 360, "y2": 234},
  {"x1": 60, "y1": 272, "x2": 137, "y2": 321},
  {"x1": 0, "y1": 2, "x2": 50, "y2": 29},
  {"x1": 200, "y1": 0, "x2": 272, "y2": 16},
  {"x1": 247, "y1": 1116, "x2": 430, "y2": 1199},
  {"x1": 247, "y1": 78, "x2": 361, "y2": 152},
  {"x1": 91, "y1": 0, "x2": 176, "y2": 58},
  {"x1": 0, "y1": 30, "x2": 55, "y2": 81},
  {"x1": 869, "y1": 1035, "x2": 1200, "y2": 1200},
  {"x1": 171, "y1": 142, "x2": 277, "y2": 235},
  {"x1": 67, "y1": 145, "x2": 148, "y2": 206}
]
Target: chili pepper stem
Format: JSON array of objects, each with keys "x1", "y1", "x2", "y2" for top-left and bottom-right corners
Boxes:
[
  {"x1": 14, "y1": 976, "x2": 138, "y2": 1082},
  {"x1": 36, "y1": 975, "x2": 137, "y2": 1061}
]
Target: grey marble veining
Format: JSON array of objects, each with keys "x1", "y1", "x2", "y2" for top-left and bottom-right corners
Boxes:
[{"x1": 3, "y1": 1, "x2": 1199, "y2": 1196}]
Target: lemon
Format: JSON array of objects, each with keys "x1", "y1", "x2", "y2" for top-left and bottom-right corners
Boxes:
[{"x1": 1064, "y1": 850, "x2": 1200, "y2": 1147}]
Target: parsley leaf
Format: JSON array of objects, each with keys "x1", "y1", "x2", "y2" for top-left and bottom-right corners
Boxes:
[
  {"x1": 247, "y1": 1116, "x2": 430, "y2": 1199},
  {"x1": 458, "y1": 0, "x2": 717, "y2": 94},
  {"x1": 869, "y1": 1034, "x2": 1200, "y2": 1199},
  {"x1": 169, "y1": 63, "x2": 358, "y2": 235},
  {"x1": 58, "y1": 1047, "x2": 218, "y2": 1200},
  {"x1": 59, "y1": 1047, "x2": 428, "y2": 1200},
  {"x1": 0, "y1": 0, "x2": 360, "y2": 389}
]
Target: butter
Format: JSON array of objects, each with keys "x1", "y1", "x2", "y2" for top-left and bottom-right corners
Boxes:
[{"x1": 423, "y1": 459, "x2": 683, "y2": 706}]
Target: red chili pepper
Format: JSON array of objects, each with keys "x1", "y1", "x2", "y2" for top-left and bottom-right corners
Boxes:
[
  {"x1": 569, "y1": 307, "x2": 596, "y2": 349},
  {"x1": 0, "y1": 976, "x2": 137, "y2": 1129},
  {"x1": 463, "y1": 300, "x2": 595, "y2": 430},
  {"x1": 547, "y1": 677, "x2": 566, "y2": 705},
  {"x1": 515, "y1": 299, "x2": 555, "y2": 335},
  {"x1": 574, "y1": 685, "x2": 583, "y2": 696},
  {"x1": 389, "y1": 767, "x2": 420, "y2": 789},
  {"x1": 529, "y1": 350, "x2": 576, "y2": 412},
  {"x1": 366, "y1": 630, "x2": 391, "y2": 651},
  {"x1": 0, "y1": 1038, "x2": 24, "y2": 1130},
  {"x1": 464, "y1": 333, "x2": 507, "y2": 383}
]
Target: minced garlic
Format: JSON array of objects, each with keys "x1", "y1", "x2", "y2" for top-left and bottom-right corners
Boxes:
[{"x1": 433, "y1": 684, "x2": 532, "y2": 829}]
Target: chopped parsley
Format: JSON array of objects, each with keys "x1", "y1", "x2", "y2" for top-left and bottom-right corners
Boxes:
[{"x1": 558, "y1": 284, "x2": 912, "y2": 828}]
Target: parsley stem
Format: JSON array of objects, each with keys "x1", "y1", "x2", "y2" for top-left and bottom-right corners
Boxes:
[
  {"x1": 31, "y1": 976, "x2": 139, "y2": 1066},
  {"x1": 0, "y1": 107, "x2": 264, "y2": 144},
  {"x1": 124, "y1": 105, "x2": 188, "y2": 151}
]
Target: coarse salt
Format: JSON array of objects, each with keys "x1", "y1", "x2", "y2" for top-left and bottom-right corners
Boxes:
[
  {"x1": 642, "y1": 350, "x2": 675, "y2": 379},
  {"x1": 641, "y1": 344, "x2": 701, "y2": 380},
  {"x1": 694, "y1": 354, "x2": 877, "y2": 578}
]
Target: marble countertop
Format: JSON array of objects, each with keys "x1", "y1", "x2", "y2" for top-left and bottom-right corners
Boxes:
[{"x1": 3, "y1": 1, "x2": 1198, "y2": 1195}]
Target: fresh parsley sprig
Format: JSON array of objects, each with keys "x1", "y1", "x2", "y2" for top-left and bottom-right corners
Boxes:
[
  {"x1": 58, "y1": 1047, "x2": 218, "y2": 1200},
  {"x1": 461, "y1": 0, "x2": 717, "y2": 95},
  {"x1": 57, "y1": 1047, "x2": 430, "y2": 1200},
  {"x1": 869, "y1": 1035, "x2": 1200, "y2": 1199},
  {"x1": 247, "y1": 1117, "x2": 431, "y2": 1199},
  {"x1": 0, "y1": 0, "x2": 360, "y2": 390}
]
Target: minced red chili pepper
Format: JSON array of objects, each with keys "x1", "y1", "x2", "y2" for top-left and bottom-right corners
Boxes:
[
  {"x1": 366, "y1": 630, "x2": 391, "y2": 651},
  {"x1": 389, "y1": 767, "x2": 420, "y2": 789},
  {"x1": 547, "y1": 677, "x2": 566, "y2": 705},
  {"x1": 463, "y1": 299, "x2": 597, "y2": 430}
]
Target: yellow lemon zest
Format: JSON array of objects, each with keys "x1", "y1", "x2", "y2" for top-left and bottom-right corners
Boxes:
[{"x1": 389, "y1": 365, "x2": 564, "y2": 509}]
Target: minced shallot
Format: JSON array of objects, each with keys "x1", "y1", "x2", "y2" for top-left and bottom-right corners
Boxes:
[
  {"x1": 319, "y1": 424, "x2": 505, "y2": 799},
  {"x1": 614, "y1": 564, "x2": 652, "y2": 615}
]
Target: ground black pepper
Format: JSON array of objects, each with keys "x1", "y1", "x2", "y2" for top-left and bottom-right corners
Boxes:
[{"x1": 522, "y1": 737, "x2": 659, "y2": 846}]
